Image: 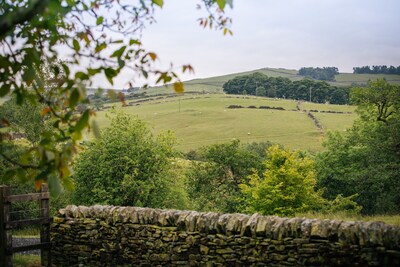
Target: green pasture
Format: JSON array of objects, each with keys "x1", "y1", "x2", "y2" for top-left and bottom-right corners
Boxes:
[
  {"x1": 312, "y1": 112, "x2": 355, "y2": 133},
  {"x1": 142, "y1": 83, "x2": 222, "y2": 96},
  {"x1": 334, "y1": 73, "x2": 400, "y2": 86},
  {"x1": 301, "y1": 102, "x2": 355, "y2": 113},
  {"x1": 93, "y1": 94, "x2": 357, "y2": 153},
  {"x1": 300, "y1": 101, "x2": 356, "y2": 132},
  {"x1": 12, "y1": 254, "x2": 40, "y2": 267}
]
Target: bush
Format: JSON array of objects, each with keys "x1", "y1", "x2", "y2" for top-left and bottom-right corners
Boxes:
[
  {"x1": 240, "y1": 145, "x2": 325, "y2": 216},
  {"x1": 72, "y1": 112, "x2": 177, "y2": 208}
]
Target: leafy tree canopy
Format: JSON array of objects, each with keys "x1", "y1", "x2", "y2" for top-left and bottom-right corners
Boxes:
[
  {"x1": 316, "y1": 79, "x2": 400, "y2": 214},
  {"x1": 186, "y1": 140, "x2": 271, "y2": 213},
  {"x1": 351, "y1": 78, "x2": 400, "y2": 126},
  {"x1": 298, "y1": 67, "x2": 339, "y2": 81},
  {"x1": 71, "y1": 112, "x2": 176, "y2": 207},
  {"x1": 223, "y1": 72, "x2": 349, "y2": 104},
  {"x1": 240, "y1": 145, "x2": 325, "y2": 216},
  {"x1": 353, "y1": 65, "x2": 400, "y2": 75},
  {"x1": 0, "y1": 0, "x2": 233, "y2": 191},
  {"x1": 241, "y1": 145, "x2": 361, "y2": 216}
]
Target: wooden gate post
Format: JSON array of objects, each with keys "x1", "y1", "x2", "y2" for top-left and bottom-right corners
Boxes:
[
  {"x1": 39, "y1": 184, "x2": 51, "y2": 267},
  {"x1": 0, "y1": 185, "x2": 12, "y2": 267}
]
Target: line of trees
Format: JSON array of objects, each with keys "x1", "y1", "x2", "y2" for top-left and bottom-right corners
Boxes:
[
  {"x1": 298, "y1": 67, "x2": 339, "y2": 81},
  {"x1": 353, "y1": 65, "x2": 400, "y2": 75},
  {"x1": 185, "y1": 140, "x2": 360, "y2": 217},
  {"x1": 222, "y1": 72, "x2": 350, "y2": 104}
]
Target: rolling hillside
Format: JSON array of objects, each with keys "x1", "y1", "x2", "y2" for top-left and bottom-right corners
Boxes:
[
  {"x1": 141, "y1": 67, "x2": 400, "y2": 96},
  {"x1": 93, "y1": 94, "x2": 356, "y2": 153}
]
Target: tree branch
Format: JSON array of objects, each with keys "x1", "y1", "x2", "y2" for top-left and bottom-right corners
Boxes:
[{"x1": 0, "y1": 0, "x2": 50, "y2": 39}]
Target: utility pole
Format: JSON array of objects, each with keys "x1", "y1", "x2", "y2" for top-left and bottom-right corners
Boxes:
[{"x1": 309, "y1": 87, "x2": 312, "y2": 102}]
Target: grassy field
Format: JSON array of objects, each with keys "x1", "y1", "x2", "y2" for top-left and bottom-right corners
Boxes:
[
  {"x1": 301, "y1": 102, "x2": 355, "y2": 112},
  {"x1": 334, "y1": 73, "x2": 400, "y2": 86},
  {"x1": 300, "y1": 102, "x2": 356, "y2": 132},
  {"x1": 12, "y1": 254, "x2": 41, "y2": 267},
  {"x1": 93, "y1": 94, "x2": 357, "y2": 152}
]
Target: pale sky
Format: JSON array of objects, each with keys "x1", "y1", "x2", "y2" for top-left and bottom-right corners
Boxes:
[{"x1": 108, "y1": 0, "x2": 400, "y2": 88}]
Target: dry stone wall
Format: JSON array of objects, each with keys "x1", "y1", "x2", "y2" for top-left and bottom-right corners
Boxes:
[{"x1": 51, "y1": 205, "x2": 400, "y2": 266}]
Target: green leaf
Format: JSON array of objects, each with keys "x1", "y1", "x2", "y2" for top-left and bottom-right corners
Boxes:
[
  {"x1": 88, "y1": 68, "x2": 102, "y2": 76},
  {"x1": 75, "y1": 110, "x2": 90, "y2": 132},
  {"x1": 48, "y1": 175, "x2": 62, "y2": 197},
  {"x1": 226, "y1": 0, "x2": 233, "y2": 8},
  {"x1": 111, "y1": 46, "x2": 126, "y2": 58},
  {"x1": 95, "y1": 43, "x2": 107, "y2": 53},
  {"x1": 75, "y1": 71, "x2": 89, "y2": 80},
  {"x1": 62, "y1": 63, "x2": 71, "y2": 76},
  {"x1": 21, "y1": 68, "x2": 35, "y2": 85},
  {"x1": 69, "y1": 88, "x2": 80, "y2": 108},
  {"x1": 72, "y1": 131, "x2": 82, "y2": 140},
  {"x1": 15, "y1": 90, "x2": 23, "y2": 105},
  {"x1": 104, "y1": 68, "x2": 118, "y2": 85},
  {"x1": 62, "y1": 176, "x2": 75, "y2": 191},
  {"x1": 59, "y1": 161, "x2": 72, "y2": 179},
  {"x1": 73, "y1": 39, "x2": 80, "y2": 52},
  {"x1": 91, "y1": 120, "x2": 101, "y2": 139},
  {"x1": 118, "y1": 59, "x2": 125, "y2": 68},
  {"x1": 96, "y1": 16, "x2": 104, "y2": 25},
  {"x1": 53, "y1": 120, "x2": 60, "y2": 128},
  {"x1": 129, "y1": 39, "x2": 141, "y2": 45},
  {"x1": 152, "y1": 0, "x2": 163, "y2": 8},
  {"x1": 216, "y1": 0, "x2": 226, "y2": 10},
  {"x1": 0, "y1": 83, "x2": 11, "y2": 97}
]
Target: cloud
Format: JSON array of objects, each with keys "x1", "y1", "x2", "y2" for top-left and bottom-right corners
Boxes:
[{"x1": 101, "y1": 0, "x2": 400, "y2": 87}]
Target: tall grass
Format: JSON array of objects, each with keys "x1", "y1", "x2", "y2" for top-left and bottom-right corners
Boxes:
[
  {"x1": 12, "y1": 226, "x2": 40, "y2": 237},
  {"x1": 12, "y1": 254, "x2": 41, "y2": 267}
]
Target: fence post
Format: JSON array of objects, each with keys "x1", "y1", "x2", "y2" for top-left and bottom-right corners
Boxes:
[
  {"x1": 0, "y1": 185, "x2": 12, "y2": 267},
  {"x1": 40, "y1": 183, "x2": 51, "y2": 267}
]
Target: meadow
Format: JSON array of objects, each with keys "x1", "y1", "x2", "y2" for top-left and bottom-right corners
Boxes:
[
  {"x1": 101, "y1": 66, "x2": 393, "y2": 152},
  {"x1": 334, "y1": 73, "x2": 400, "y2": 86},
  {"x1": 93, "y1": 94, "x2": 357, "y2": 153}
]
